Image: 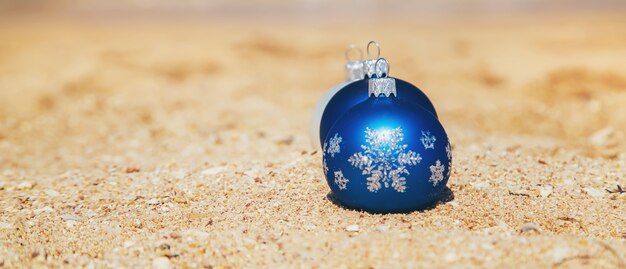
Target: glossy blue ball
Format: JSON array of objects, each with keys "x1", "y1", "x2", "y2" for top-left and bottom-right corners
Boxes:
[
  {"x1": 319, "y1": 78, "x2": 437, "y2": 149},
  {"x1": 322, "y1": 96, "x2": 451, "y2": 213}
]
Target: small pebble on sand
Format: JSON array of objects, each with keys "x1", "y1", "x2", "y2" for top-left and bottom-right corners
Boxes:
[
  {"x1": 65, "y1": 220, "x2": 77, "y2": 228},
  {"x1": 583, "y1": 187, "x2": 604, "y2": 198},
  {"x1": 61, "y1": 214, "x2": 78, "y2": 221},
  {"x1": 17, "y1": 181, "x2": 34, "y2": 190},
  {"x1": 345, "y1": 225, "x2": 359, "y2": 232},
  {"x1": 152, "y1": 257, "x2": 172, "y2": 269},
  {"x1": 471, "y1": 182, "x2": 488, "y2": 189},
  {"x1": 44, "y1": 189, "x2": 60, "y2": 197},
  {"x1": 539, "y1": 185, "x2": 553, "y2": 198},
  {"x1": 201, "y1": 167, "x2": 226, "y2": 176},
  {"x1": 126, "y1": 166, "x2": 141, "y2": 173},
  {"x1": 123, "y1": 240, "x2": 135, "y2": 248},
  {"x1": 34, "y1": 207, "x2": 55, "y2": 214},
  {"x1": 520, "y1": 223, "x2": 541, "y2": 234}
]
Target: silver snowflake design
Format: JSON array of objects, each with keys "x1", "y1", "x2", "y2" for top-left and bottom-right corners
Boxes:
[
  {"x1": 348, "y1": 127, "x2": 421, "y2": 193},
  {"x1": 429, "y1": 160, "x2": 445, "y2": 187},
  {"x1": 421, "y1": 131, "x2": 436, "y2": 149},
  {"x1": 326, "y1": 133, "x2": 342, "y2": 157},
  {"x1": 322, "y1": 158, "x2": 329, "y2": 176},
  {"x1": 334, "y1": 170, "x2": 349, "y2": 190}
]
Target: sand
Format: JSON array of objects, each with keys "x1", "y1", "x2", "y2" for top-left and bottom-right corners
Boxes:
[{"x1": 0, "y1": 13, "x2": 625, "y2": 268}]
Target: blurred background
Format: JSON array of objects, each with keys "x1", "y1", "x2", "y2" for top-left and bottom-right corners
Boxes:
[
  {"x1": 0, "y1": 1, "x2": 625, "y2": 169},
  {"x1": 2, "y1": 0, "x2": 626, "y2": 19}
]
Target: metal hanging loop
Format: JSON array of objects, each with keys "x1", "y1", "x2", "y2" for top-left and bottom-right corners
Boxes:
[
  {"x1": 344, "y1": 44, "x2": 364, "y2": 62},
  {"x1": 374, "y1": 58, "x2": 390, "y2": 78},
  {"x1": 366, "y1": 41, "x2": 381, "y2": 59}
]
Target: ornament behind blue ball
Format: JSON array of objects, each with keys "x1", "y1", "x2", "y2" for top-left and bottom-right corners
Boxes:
[
  {"x1": 310, "y1": 46, "x2": 366, "y2": 150},
  {"x1": 319, "y1": 58, "x2": 438, "y2": 149},
  {"x1": 322, "y1": 60, "x2": 451, "y2": 213}
]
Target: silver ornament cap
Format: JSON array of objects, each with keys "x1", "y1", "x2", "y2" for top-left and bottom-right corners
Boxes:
[
  {"x1": 368, "y1": 58, "x2": 396, "y2": 97},
  {"x1": 364, "y1": 59, "x2": 389, "y2": 78},
  {"x1": 344, "y1": 45, "x2": 365, "y2": 82},
  {"x1": 345, "y1": 61, "x2": 365, "y2": 81}
]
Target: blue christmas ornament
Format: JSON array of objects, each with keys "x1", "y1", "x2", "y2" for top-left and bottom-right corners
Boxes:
[
  {"x1": 319, "y1": 53, "x2": 438, "y2": 149},
  {"x1": 322, "y1": 59, "x2": 451, "y2": 213}
]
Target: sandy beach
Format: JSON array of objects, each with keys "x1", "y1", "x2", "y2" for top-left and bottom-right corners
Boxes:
[{"x1": 0, "y1": 12, "x2": 625, "y2": 268}]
